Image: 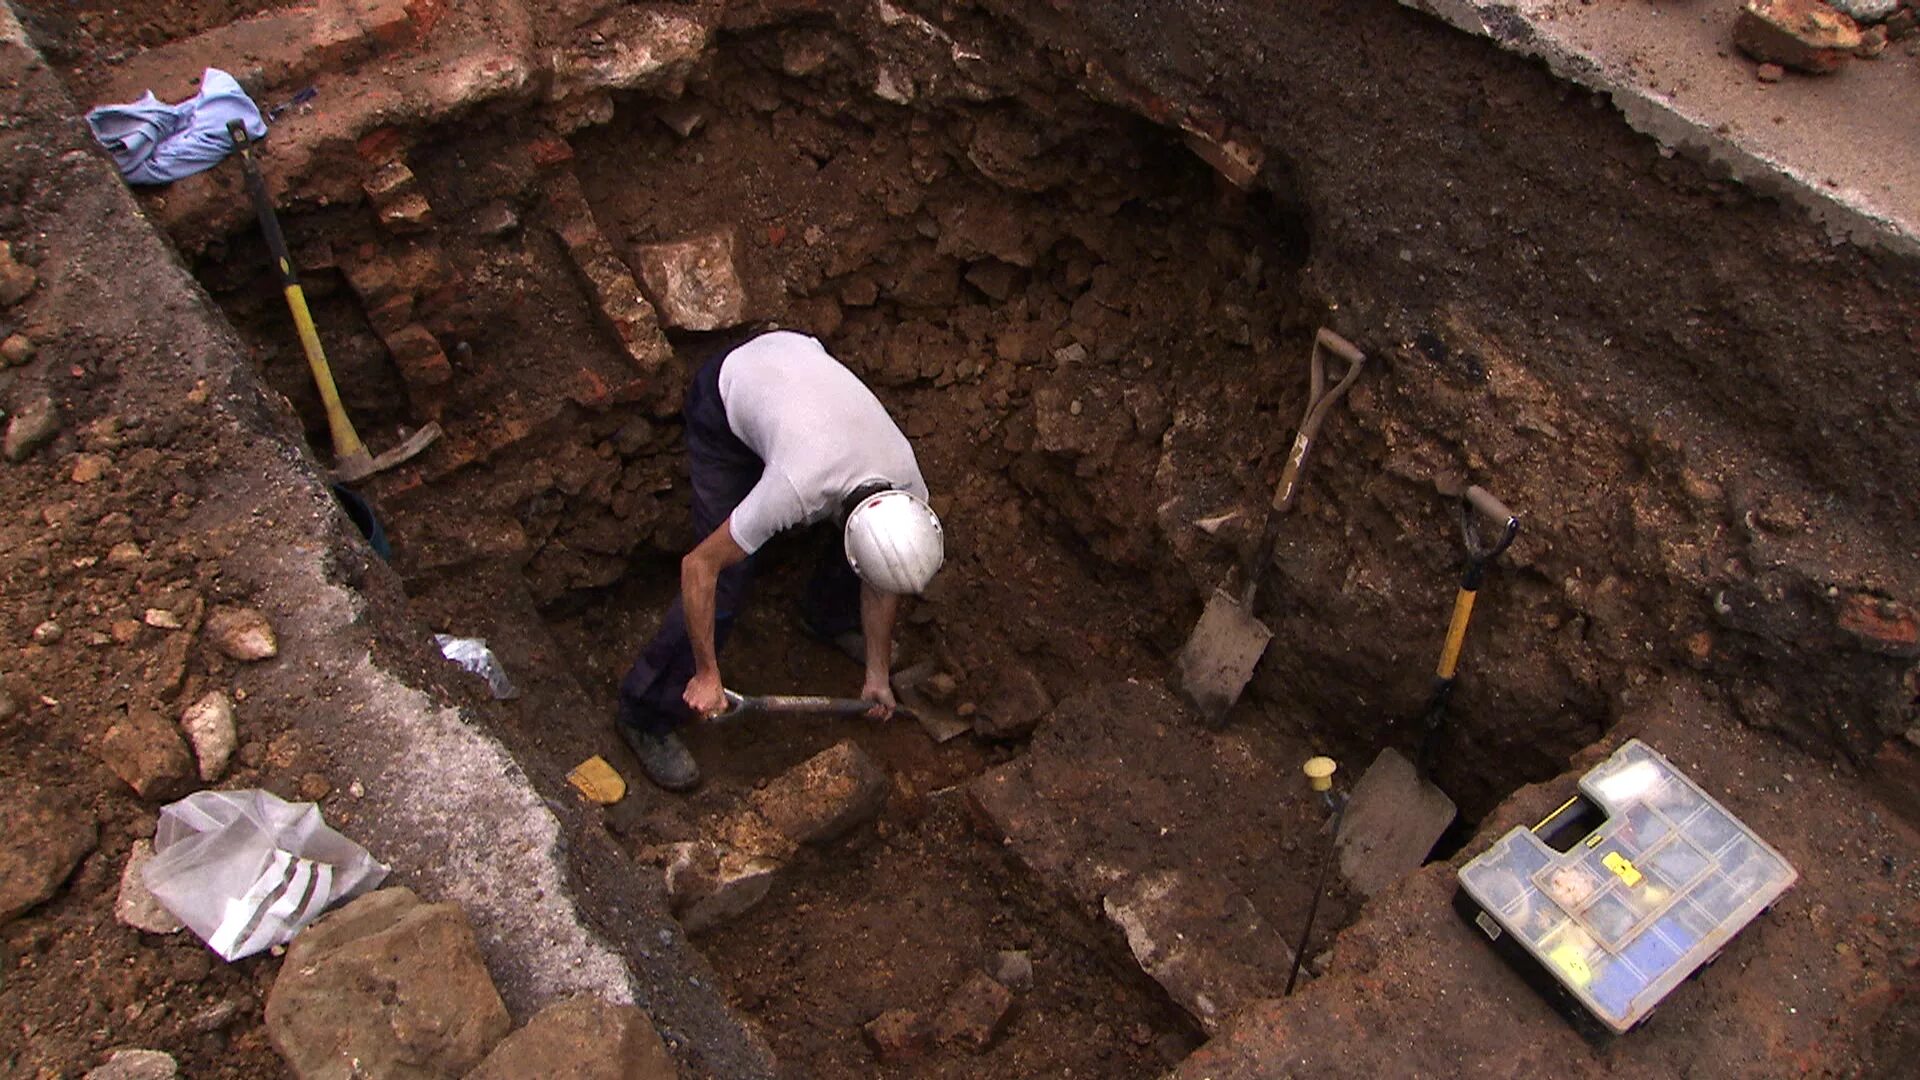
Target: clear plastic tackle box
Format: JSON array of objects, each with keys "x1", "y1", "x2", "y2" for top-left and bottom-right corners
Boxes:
[{"x1": 1454, "y1": 739, "x2": 1797, "y2": 1034}]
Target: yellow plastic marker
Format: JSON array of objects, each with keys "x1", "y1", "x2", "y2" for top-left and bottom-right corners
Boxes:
[
  {"x1": 1602, "y1": 851, "x2": 1643, "y2": 888},
  {"x1": 1548, "y1": 943, "x2": 1594, "y2": 986},
  {"x1": 1304, "y1": 756, "x2": 1338, "y2": 792},
  {"x1": 568, "y1": 755, "x2": 627, "y2": 805}
]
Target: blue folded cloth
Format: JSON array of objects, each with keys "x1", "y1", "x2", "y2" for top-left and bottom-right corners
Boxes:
[{"x1": 85, "y1": 67, "x2": 267, "y2": 185}]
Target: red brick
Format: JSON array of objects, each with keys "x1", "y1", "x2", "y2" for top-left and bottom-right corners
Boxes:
[
  {"x1": 351, "y1": 0, "x2": 418, "y2": 49},
  {"x1": 356, "y1": 126, "x2": 409, "y2": 165},
  {"x1": 407, "y1": 0, "x2": 449, "y2": 38},
  {"x1": 863, "y1": 1009, "x2": 929, "y2": 1066},
  {"x1": 931, "y1": 972, "x2": 1013, "y2": 1052},
  {"x1": 529, "y1": 137, "x2": 576, "y2": 167},
  {"x1": 382, "y1": 323, "x2": 452, "y2": 388}
]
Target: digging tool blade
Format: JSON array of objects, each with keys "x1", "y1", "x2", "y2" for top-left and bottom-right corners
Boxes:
[
  {"x1": 1334, "y1": 748, "x2": 1456, "y2": 898},
  {"x1": 334, "y1": 422, "x2": 442, "y2": 484},
  {"x1": 1175, "y1": 329, "x2": 1365, "y2": 722},
  {"x1": 1175, "y1": 588, "x2": 1273, "y2": 721}
]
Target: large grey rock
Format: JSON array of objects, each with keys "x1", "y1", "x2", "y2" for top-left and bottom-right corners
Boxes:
[
  {"x1": 266, "y1": 887, "x2": 511, "y2": 1080},
  {"x1": 661, "y1": 840, "x2": 780, "y2": 934},
  {"x1": 83, "y1": 1049, "x2": 177, "y2": 1079},
  {"x1": 745, "y1": 739, "x2": 890, "y2": 846},
  {"x1": 0, "y1": 788, "x2": 97, "y2": 924},
  {"x1": 114, "y1": 839, "x2": 183, "y2": 935},
  {"x1": 98, "y1": 707, "x2": 196, "y2": 801},
  {"x1": 465, "y1": 996, "x2": 675, "y2": 1080},
  {"x1": 1102, "y1": 870, "x2": 1294, "y2": 1035}
]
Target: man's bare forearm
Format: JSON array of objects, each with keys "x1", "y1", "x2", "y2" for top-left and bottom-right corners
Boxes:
[{"x1": 860, "y1": 584, "x2": 899, "y2": 681}]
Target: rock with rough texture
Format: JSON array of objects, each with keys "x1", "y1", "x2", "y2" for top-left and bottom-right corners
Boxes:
[
  {"x1": 266, "y1": 887, "x2": 511, "y2": 1080},
  {"x1": 4, "y1": 393, "x2": 59, "y2": 462},
  {"x1": 746, "y1": 739, "x2": 890, "y2": 846},
  {"x1": 661, "y1": 840, "x2": 781, "y2": 933},
  {"x1": 1, "y1": 332, "x2": 32, "y2": 366},
  {"x1": 179, "y1": 692, "x2": 238, "y2": 781},
  {"x1": 99, "y1": 708, "x2": 197, "y2": 801},
  {"x1": 988, "y1": 949, "x2": 1033, "y2": 991},
  {"x1": 204, "y1": 606, "x2": 278, "y2": 662},
  {"x1": 931, "y1": 970, "x2": 1014, "y2": 1051},
  {"x1": 1102, "y1": 870, "x2": 1294, "y2": 1035},
  {"x1": 973, "y1": 664, "x2": 1052, "y2": 739},
  {"x1": 115, "y1": 839, "x2": 183, "y2": 934},
  {"x1": 1828, "y1": 0, "x2": 1897, "y2": 21},
  {"x1": 863, "y1": 1008, "x2": 930, "y2": 1065},
  {"x1": 0, "y1": 240, "x2": 37, "y2": 305},
  {"x1": 632, "y1": 228, "x2": 747, "y2": 331},
  {"x1": 465, "y1": 996, "x2": 675, "y2": 1080},
  {"x1": 0, "y1": 788, "x2": 97, "y2": 924},
  {"x1": 82, "y1": 1049, "x2": 178, "y2": 1079},
  {"x1": 1734, "y1": 0, "x2": 1863, "y2": 73}
]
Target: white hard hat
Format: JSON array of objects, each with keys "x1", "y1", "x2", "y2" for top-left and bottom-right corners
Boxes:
[{"x1": 844, "y1": 488, "x2": 944, "y2": 595}]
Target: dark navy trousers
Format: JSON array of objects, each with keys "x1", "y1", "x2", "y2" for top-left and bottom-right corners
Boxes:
[{"x1": 616, "y1": 341, "x2": 864, "y2": 736}]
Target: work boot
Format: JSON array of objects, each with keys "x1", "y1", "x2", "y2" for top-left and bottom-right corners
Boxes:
[{"x1": 619, "y1": 724, "x2": 700, "y2": 792}]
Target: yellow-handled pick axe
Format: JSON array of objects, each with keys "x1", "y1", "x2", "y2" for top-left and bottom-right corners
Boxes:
[{"x1": 226, "y1": 121, "x2": 439, "y2": 483}]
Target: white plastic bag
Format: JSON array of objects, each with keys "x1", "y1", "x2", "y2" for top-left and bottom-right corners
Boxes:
[
  {"x1": 434, "y1": 634, "x2": 520, "y2": 699},
  {"x1": 142, "y1": 789, "x2": 388, "y2": 961}
]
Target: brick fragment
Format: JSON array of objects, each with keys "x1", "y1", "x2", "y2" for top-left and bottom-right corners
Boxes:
[
  {"x1": 1838, "y1": 593, "x2": 1920, "y2": 657},
  {"x1": 1180, "y1": 126, "x2": 1265, "y2": 189},
  {"x1": 378, "y1": 192, "x2": 435, "y2": 235},
  {"x1": 863, "y1": 1009, "x2": 930, "y2": 1065},
  {"x1": 363, "y1": 160, "x2": 418, "y2": 207},
  {"x1": 548, "y1": 173, "x2": 674, "y2": 381},
  {"x1": 350, "y1": 0, "x2": 418, "y2": 49},
  {"x1": 931, "y1": 971, "x2": 1014, "y2": 1052}
]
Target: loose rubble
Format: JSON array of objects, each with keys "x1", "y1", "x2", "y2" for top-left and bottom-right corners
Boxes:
[
  {"x1": 0, "y1": 789, "x2": 98, "y2": 924},
  {"x1": 113, "y1": 839, "x2": 183, "y2": 935}
]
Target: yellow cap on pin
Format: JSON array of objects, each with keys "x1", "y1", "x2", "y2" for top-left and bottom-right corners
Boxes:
[{"x1": 1304, "y1": 756, "x2": 1338, "y2": 792}]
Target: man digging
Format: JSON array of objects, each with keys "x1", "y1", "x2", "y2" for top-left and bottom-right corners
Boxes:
[{"x1": 616, "y1": 329, "x2": 945, "y2": 791}]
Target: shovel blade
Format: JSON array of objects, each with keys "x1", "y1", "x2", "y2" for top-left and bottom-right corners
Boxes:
[
  {"x1": 1175, "y1": 588, "x2": 1273, "y2": 721},
  {"x1": 1335, "y1": 748, "x2": 1457, "y2": 898}
]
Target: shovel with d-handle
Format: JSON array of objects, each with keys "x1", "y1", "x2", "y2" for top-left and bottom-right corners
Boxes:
[
  {"x1": 226, "y1": 121, "x2": 440, "y2": 484},
  {"x1": 1415, "y1": 485, "x2": 1520, "y2": 773},
  {"x1": 1176, "y1": 328, "x2": 1366, "y2": 725}
]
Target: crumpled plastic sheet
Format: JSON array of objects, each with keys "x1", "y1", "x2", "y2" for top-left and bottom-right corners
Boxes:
[
  {"x1": 435, "y1": 634, "x2": 521, "y2": 700},
  {"x1": 142, "y1": 789, "x2": 388, "y2": 961}
]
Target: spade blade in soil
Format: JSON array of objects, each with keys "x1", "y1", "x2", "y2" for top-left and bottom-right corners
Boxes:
[
  {"x1": 1175, "y1": 587, "x2": 1272, "y2": 721},
  {"x1": 1335, "y1": 748, "x2": 1457, "y2": 898}
]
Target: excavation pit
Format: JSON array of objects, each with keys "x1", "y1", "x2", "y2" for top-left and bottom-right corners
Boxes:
[{"x1": 6, "y1": 1, "x2": 1919, "y2": 1077}]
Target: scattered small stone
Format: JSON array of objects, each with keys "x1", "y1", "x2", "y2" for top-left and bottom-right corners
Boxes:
[
  {"x1": 298, "y1": 773, "x2": 333, "y2": 802},
  {"x1": 70, "y1": 453, "x2": 109, "y2": 484},
  {"x1": 31, "y1": 620, "x2": 63, "y2": 645},
  {"x1": 1856, "y1": 23, "x2": 1890, "y2": 54},
  {"x1": 142, "y1": 608, "x2": 183, "y2": 630},
  {"x1": 3, "y1": 393, "x2": 60, "y2": 461},
  {"x1": 863, "y1": 1008, "x2": 930, "y2": 1066},
  {"x1": 925, "y1": 671, "x2": 959, "y2": 703},
  {"x1": 99, "y1": 707, "x2": 196, "y2": 801},
  {"x1": 655, "y1": 100, "x2": 709, "y2": 138},
  {"x1": 1757, "y1": 61, "x2": 1787, "y2": 80},
  {"x1": 988, "y1": 949, "x2": 1033, "y2": 991},
  {"x1": 187, "y1": 999, "x2": 241, "y2": 1034},
  {"x1": 473, "y1": 199, "x2": 520, "y2": 237},
  {"x1": 82, "y1": 1049, "x2": 177, "y2": 1080},
  {"x1": 180, "y1": 692, "x2": 237, "y2": 782},
  {"x1": 204, "y1": 605, "x2": 278, "y2": 661},
  {"x1": 0, "y1": 788, "x2": 97, "y2": 925},
  {"x1": 0, "y1": 332, "x2": 33, "y2": 366},
  {"x1": 0, "y1": 241, "x2": 38, "y2": 306},
  {"x1": 114, "y1": 840, "x2": 182, "y2": 935},
  {"x1": 0, "y1": 687, "x2": 16, "y2": 721},
  {"x1": 106, "y1": 541, "x2": 143, "y2": 565},
  {"x1": 1052, "y1": 342, "x2": 1088, "y2": 366},
  {"x1": 931, "y1": 970, "x2": 1014, "y2": 1052}
]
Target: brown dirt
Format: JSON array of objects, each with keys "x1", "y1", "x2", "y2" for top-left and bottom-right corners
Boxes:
[{"x1": 4, "y1": 0, "x2": 1917, "y2": 1077}]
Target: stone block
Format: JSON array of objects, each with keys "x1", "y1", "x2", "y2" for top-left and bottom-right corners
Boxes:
[
  {"x1": 746, "y1": 739, "x2": 890, "y2": 846},
  {"x1": 661, "y1": 840, "x2": 781, "y2": 934},
  {"x1": 1734, "y1": 0, "x2": 1863, "y2": 73},
  {"x1": 550, "y1": 6, "x2": 713, "y2": 99},
  {"x1": 3, "y1": 393, "x2": 59, "y2": 461},
  {"x1": 100, "y1": 708, "x2": 197, "y2": 802},
  {"x1": 632, "y1": 228, "x2": 748, "y2": 332},
  {"x1": 267, "y1": 887, "x2": 511, "y2": 1080},
  {"x1": 1102, "y1": 870, "x2": 1293, "y2": 1035},
  {"x1": 466, "y1": 997, "x2": 675, "y2": 1080},
  {"x1": 931, "y1": 971, "x2": 1014, "y2": 1051},
  {"x1": 0, "y1": 788, "x2": 97, "y2": 925}
]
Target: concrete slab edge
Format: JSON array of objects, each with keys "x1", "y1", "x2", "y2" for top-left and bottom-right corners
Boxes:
[{"x1": 1403, "y1": 0, "x2": 1920, "y2": 258}]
